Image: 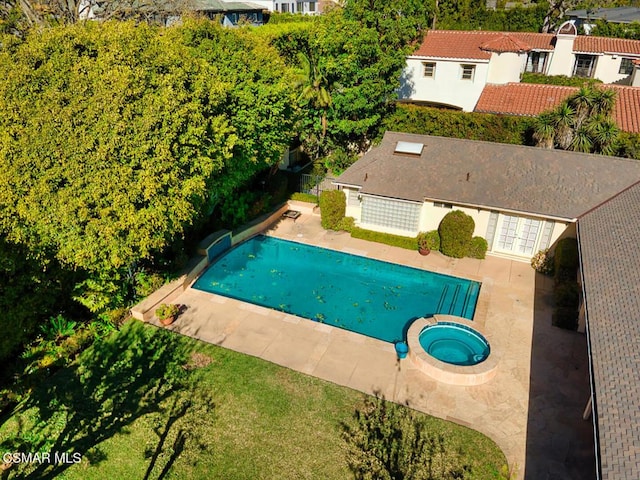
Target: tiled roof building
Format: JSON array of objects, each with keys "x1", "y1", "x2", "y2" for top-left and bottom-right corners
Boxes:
[
  {"x1": 475, "y1": 83, "x2": 640, "y2": 133},
  {"x1": 401, "y1": 24, "x2": 640, "y2": 111}
]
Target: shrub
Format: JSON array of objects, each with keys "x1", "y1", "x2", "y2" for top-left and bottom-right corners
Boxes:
[
  {"x1": 555, "y1": 282, "x2": 580, "y2": 308},
  {"x1": 467, "y1": 236, "x2": 488, "y2": 259},
  {"x1": 553, "y1": 280, "x2": 580, "y2": 330},
  {"x1": 553, "y1": 306, "x2": 579, "y2": 330},
  {"x1": 531, "y1": 249, "x2": 554, "y2": 275},
  {"x1": 337, "y1": 216, "x2": 355, "y2": 233},
  {"x1": 438, "y1": 210, "x2": 475, "y2": 258},
  {"x1": 521, "y1": 72, "x2": 602, "y2": 87},
  {"x1": 290, "y1": 192, "x2": 318, "y2": 204},
  {"x1": 319, "y1": 190, "x2": 346, "y2": 230},
  {"x1": 350, "y1": 227, "x2": 416, "y2": 250},
  {"x1": 417, "y1": 230, "x2": 440, "y2": 251},
  {"x1": 554, "y1": 237, "x2": 579, "y2": 284},
  {"x1": 554, "y1": 238, "x2": 579, "y2": 271},
  {"x1": 155, "y1": 303, "x2": 179, "y2": 321}
]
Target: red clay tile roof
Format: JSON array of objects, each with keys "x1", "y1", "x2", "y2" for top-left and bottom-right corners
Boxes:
[
  {"x1": 475, "y1": 83, "x2": 640, "y2": 133},
  {"x1": 480, "y1": 34, "x2": 532, "y2": 53},
  {"x1": 412, "y1": 30, "x2": 554, "y2": 60},
  {"x1": 413, "y1": 30, "x2": 640, "y2": 59},
  {"x1": 574, "y1": 35, "x2": 640, "y2": 55}
]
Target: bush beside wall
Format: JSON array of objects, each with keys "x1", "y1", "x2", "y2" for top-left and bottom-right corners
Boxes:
[
  {"x1": 467, "y1": 236, "x2": 488, "y2": 259},
  {"x1": 319, "y1": 190, "x2": 346, "y2": 230},
  {"x1": 438, "y1": 210, "x2": 475, "y2": 258},
  {"x1": 350, "y1": 228, "x2": 417, "y2": 250}
]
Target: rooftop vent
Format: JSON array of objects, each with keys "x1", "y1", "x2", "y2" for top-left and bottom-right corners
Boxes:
[{"x1": 394, "y1": 141, "x2": 424, "y2": 156}]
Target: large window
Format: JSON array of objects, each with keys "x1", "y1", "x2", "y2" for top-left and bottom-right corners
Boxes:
[
  {"x1": 361, "y1": 196, "x2": 421, "y2": 232},
  {"x1": 309, "y1": 2, "x2": 316, "y2": 12},
  {"x1": 619, "y1": 58, "x2": 634, "y2": 75},
  {"x1": 525, "y1": 51, "x2": 548, "y2": 73},
  {"x1": 423, "y1": 62, "x2": 436, "y2": 78},
  {"x1": 296, "y1": 1, "x2": 303, "y2": 12},
  {"x1": 573, "y1": 55, "x2": 596, "y2": 78},
  {"x1": 461, "y1": 64, "x2": 475, "y2": 81}
]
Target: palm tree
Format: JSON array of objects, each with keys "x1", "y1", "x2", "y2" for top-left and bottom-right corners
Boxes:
[
  {"x1": 534, "y1": 86, "x2": 619, "y2": 155},
  {"x1": 533, "y1": 112, "x2": 556, "y2": 149},
  {"x1": 297, "y1": 50, "x2": 332, "y2": 138}
]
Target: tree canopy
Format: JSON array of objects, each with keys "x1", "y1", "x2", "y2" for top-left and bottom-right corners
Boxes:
[{"x1": 0, "y1": 20, "x2": 295, "y2": 314}]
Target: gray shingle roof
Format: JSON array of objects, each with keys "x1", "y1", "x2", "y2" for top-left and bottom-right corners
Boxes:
[
  {"x1": 336, "y1": 132, "x2": 640, "y2": 219},
  {"x1": 577, "y1": 183, "x2": 640, "y2": 480}
]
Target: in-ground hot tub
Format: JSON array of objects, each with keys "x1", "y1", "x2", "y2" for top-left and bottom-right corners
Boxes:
[{"x1": 407, "y1": 315, "x2": 498, "y2": 386}]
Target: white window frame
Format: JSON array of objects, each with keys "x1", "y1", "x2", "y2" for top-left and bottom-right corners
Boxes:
[
  {"x1": 423, "y1": 62, "x2": 436, "y2": 78},
  {"x1": 461, "y1": 64, "x2": 475, "y2": 81},
  {"x1": 308, "y1": 1, "x2": 316, "y2": 12},
  {"x1": 495, "y1": 215, "x2": 542, "y2": 256}
]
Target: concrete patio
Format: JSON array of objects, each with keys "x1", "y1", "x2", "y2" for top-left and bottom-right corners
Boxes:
[{"x1": 160, "y1": 212, "x2": 594, "y2": 479}]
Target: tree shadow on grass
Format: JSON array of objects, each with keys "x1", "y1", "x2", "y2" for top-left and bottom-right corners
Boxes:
[{"x1": 1, "y1": 321, "x2": 199, "y2": 479}]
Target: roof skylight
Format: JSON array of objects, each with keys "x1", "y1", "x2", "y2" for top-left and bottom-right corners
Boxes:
[{"x1": 394, "y1": 141, "x2": 424, "y2": 155}]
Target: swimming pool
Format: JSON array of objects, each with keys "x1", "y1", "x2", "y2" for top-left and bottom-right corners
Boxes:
[{"x1": 192, "y1": 235, "x2": 481, "y2": 343}]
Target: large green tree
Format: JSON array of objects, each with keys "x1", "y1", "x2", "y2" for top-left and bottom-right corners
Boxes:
[{"x1": 0, "y1": 20, "x2": 295, "y2": 313}]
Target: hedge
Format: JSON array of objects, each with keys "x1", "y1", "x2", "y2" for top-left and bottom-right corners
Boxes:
[
  {"x1": 319, "y1": 190, "x2": 345, "y2": 230},
  {"x1": 554, "y1": 237, "x2": 579, "y2": 276},
  {"x1": 350, "y1": 227, "x2": 417, "y2": 250},
  {"x1": 439, "y1": 210, "x2": 475, "y2": 258},
  {"x1": 384, "y1": 104, "x2": 534, "y2": 146},
  {"x1": 520, "y1": 72, "x2": 602, "y2": 87},
  {"x1": 290, "y1": 192, "x2": 318, "y2": 204},
  {"x1": 467, "y1": 236, "x2": 488, "y2": 259}
]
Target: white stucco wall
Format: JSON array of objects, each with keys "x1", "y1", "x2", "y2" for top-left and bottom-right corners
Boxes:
[
  {"x1": 343, "y1": 187, "x2": 362, "y2": 220},
  {"x1": 547, "y1": 36, "x2": 576, "y2": 77},
  {"x1": 486, "y1": 52, "x2": 526, "y2": 84},
  {"x1": 633, "y1": 66, "x2": 640, "y2": 87},
  {"x1": 401, "y1": 58, "x2": 489, "y2": 111},
  {"x1": 593, "y1": 54, "x2": 636, "y2": 83}
]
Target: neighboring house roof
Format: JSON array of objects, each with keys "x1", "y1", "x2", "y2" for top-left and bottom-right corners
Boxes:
[
  {"x1": 335, "y1": 131, "x2": 640, "y2": 219},
  {"x1": 574, "y1": 35, "x2": 640, "y2": 55},
  {"x1": 410, "y1": 30, "x2": 554, "y2": 60},
  {"x1": 480, "y1": 34, "x2": 532, "y2": 53},
  {"x1": 475, "y1": 83, "x2": 640, "y2": 133},
  {"x1": 411, "y1": 29, "x2": 640, "y2": 60},
  {"x1": 577, "y1": 181, "x2": 640, "y2": 480},
  {"x1": 568, "y1": 6, "x2": 640, "y2": 24},
  {"x1": 192, "y1": 0, "x2": 266, "y2": 11}
]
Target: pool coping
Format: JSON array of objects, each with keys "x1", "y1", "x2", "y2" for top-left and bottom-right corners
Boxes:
[{"x1": 407, "y1": 314, "x2": 499, "y2": 386}]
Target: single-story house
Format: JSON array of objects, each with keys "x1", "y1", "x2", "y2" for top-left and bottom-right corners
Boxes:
[{"x1": 334, "y1": 131, "x2": 640, "y2": 479}]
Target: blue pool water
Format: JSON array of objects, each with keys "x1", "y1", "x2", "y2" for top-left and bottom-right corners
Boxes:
[
  {"x1": 419, "y1": 323, "x2": 490, "y2": 366},
  {"x1": 192, "y1": 236, "x2": 481, "y2": 343}
]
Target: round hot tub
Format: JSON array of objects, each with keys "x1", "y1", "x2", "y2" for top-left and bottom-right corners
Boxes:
[
  {"x1": 419, "y1": 322, "x2": 490, "y2": 366},
  {"x1": 407, "y1": 315, "x2": 498, "y2": 386}
]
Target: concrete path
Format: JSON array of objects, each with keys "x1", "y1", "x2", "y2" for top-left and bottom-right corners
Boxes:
[{"x1": 161, "y1": 213, "x2": 594, "y2": 479}]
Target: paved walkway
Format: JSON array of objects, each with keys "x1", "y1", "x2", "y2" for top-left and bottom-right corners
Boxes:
[{"x1": 162, "y1": 213, "x2": 594, "y2": 479}]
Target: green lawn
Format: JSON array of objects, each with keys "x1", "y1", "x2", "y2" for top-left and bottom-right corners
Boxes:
[{"x1": 0, "y1": 321, "x2": 507, "y2": 479}]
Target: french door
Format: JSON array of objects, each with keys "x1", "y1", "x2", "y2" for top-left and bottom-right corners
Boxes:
[{"x1": 495, "y1": 215, "x2": 541, "y2": 255}]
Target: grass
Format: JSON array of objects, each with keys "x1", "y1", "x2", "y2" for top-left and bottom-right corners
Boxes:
[{"x1": 0, "y1": 321, "x2": 507, "y2": 479}]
